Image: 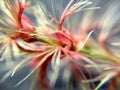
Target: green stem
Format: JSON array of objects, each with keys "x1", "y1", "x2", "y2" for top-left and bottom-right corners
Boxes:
[{"x1": 79, "y1": 48, "x2": 117, "y2": 62}]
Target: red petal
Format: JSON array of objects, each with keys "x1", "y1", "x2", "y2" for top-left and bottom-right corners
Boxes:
[
  {"x1": 55, "y1": 29, "x2": 71, "y2": 46},
  {"x1": 29, "y1": 56, "x2": 52, "y2": 88},
  {"x1": 68, "y1": 51, "x2": 81, "y2": 60},
  {"x1": 29, "y1": 56, "x2": 43, "y2": 67},
  {"x1": 38, "y1": 57, "x2": 52, "y2": 88},
  {"x1": 21, "y1": 14, "x2": 34, "y2": 32}
]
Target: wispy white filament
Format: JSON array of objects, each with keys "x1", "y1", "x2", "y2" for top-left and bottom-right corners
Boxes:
[
  {"x1": 78, "y1": 30, "x2": 94, "y2": 50},
  {"x1": 15, "y1": 48, "x2": 57, "y2": 86}
]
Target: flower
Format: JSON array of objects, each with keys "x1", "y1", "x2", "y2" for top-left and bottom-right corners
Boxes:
[
  {"x1": 3, "y1": 0, "x2": 100, "y2": 89},
  {"x1": 0, "y1": 0, "x2": 35, "y2": 83},
  {"x1": 0, "y1": 0, "x2": 34, "y2": 64},
  {"x1": 1, "y1": 0, "x2": 120, "y2": 90}
]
